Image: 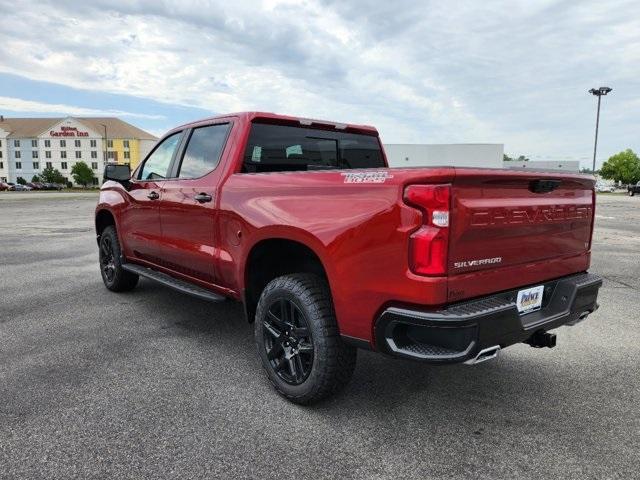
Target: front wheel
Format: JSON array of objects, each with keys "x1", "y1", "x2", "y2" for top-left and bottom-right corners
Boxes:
[
  {"x1": 254, "y1": 274, "x2": 357, "y2": 404},
  {"x1": 99, "y1": 225, "x2": 139, "y2": 292},
  {"x1": 629, "y1": 190, "x2": 635, "y2": 196}
]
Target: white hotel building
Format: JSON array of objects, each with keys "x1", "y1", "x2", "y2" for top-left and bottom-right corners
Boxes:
[{"x1": 0, "y1": 116, "x2": 157, "y2": 185}]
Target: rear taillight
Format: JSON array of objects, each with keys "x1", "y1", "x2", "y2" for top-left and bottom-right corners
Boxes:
[{"x1": 404, "y1": 184, "x2": 451, "y2": 276}]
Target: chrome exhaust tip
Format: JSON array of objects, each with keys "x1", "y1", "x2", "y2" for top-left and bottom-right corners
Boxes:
[{"x1": 464, "y1": 345, "x2": 500, "y2": 365}]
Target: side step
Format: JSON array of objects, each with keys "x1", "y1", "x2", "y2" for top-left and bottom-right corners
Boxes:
[{"x1": 122, "y1": 263, "x2": 225, "y2": 302}]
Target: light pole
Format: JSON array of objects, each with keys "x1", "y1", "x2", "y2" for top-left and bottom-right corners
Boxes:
[
  {"x1": 588, "y1": 86, "x2": 612, "y2": 173},
  {"x1": 99, "y1": 123, "x2": 108, "y2": 163}
]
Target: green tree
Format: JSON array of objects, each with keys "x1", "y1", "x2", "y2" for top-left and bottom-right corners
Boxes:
[
  {"x1": 41, "y1": 166, "x2": 66, "y2": 184},
  {"x1": 503, "y1": 154, "x2": 529, "y2": 162},
  {"x1": 16, "y1": 177, "x2": 26, "y2": 185},
  {"x1": 600, "y1": 149, "x2": 640, "y2": 184},
  {"x1": 31, "y1": 174, "x2": 41, "y2": 182},
  {"x1": 71, "y1": 161, "x2": 95, "y2": 187}
]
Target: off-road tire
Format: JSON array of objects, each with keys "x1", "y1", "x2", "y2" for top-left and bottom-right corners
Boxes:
[
  {"x1": 255, "y1": 273, "x2": 357, "y2": 404},
  {"x1": 99, "y1": 225, "x2": 139, "y2": 292}
]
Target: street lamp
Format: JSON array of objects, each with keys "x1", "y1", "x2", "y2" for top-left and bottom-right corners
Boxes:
[
  {"x1": 99, "y1": 123, "x2": 108, "y2": 163},
  {"x1": 588, "y1": 86, "x2": 612, "y2": 173}
]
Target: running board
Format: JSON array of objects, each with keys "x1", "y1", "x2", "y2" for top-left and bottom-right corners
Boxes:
[{"x1": 122, "y1": 263, "x2": 226, "y2": 302}]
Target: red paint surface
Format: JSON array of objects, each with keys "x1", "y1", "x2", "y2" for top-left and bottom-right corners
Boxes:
[{"x1": 96, "y1": 112, "x2": 596, "y2": 347}]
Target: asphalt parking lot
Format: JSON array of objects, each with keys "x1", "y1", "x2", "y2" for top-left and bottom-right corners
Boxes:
[{"x1": 1, "y1": 192, "x2": 638, "y2": 479}]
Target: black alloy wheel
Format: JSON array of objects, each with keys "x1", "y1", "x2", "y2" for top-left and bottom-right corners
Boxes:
[
  {"x1": 99, "y1": 235, "x2": 116, "y2": 283},
  {"x1": 262, "y1": 298, "x2": 314, "y2": 385}
]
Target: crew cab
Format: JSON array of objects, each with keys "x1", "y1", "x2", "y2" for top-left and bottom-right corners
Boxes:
[{"x1": 95, "y1": 112, "x2": 602, "y2": 404}]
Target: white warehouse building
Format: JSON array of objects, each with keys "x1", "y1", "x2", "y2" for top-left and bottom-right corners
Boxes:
[{"x1": 384, "y1": 144, "x2": 504, "y2": 169}]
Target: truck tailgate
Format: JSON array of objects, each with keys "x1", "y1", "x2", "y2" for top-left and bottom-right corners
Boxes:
[{"x1": 449, "y1": 170, "x2": 595, "y2": 275}]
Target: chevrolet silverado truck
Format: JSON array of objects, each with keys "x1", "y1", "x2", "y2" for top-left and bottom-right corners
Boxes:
[{"x1": 95, "y1": 112, "x2": 602, "y2": 404}]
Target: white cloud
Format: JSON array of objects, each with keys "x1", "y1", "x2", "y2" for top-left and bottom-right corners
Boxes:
[
  {"x1": 0, "y1": 0, "x2": 638, "y2": 165},
  {"x1": 0, "y1": 96, "x2": 165, "y2": 120}
]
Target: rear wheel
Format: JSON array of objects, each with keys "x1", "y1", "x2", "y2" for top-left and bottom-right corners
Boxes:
[
  {"x1": 99, "y1": 225, "x2": 138, "y2": 292},
  {"x1": 629, "y1": 190, "x2": 635, "y2": 196},
  {"x1": 254, "y1": 274, "x2": 357, "y2": 404}
]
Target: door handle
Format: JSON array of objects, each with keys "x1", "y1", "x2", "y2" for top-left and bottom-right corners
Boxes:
[
  {"x1": 194, "y1": 193, "x2": 212, "y2": 203},
  {"x1": 147, "y1": 191, "x2": 159, "y2": 200}
]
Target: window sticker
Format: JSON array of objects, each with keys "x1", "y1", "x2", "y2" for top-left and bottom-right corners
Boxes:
[
  {"x1": 251, "y1": 146, "x2": 262, "y2": 162},
  {"x1": 285, "y1": 144, "x2": 303, "y2": 157}
]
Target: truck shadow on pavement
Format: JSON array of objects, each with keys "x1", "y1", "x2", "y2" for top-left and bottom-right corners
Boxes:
[{"x1": 135, "y1": 279, "x2": 592, "y2": 421}]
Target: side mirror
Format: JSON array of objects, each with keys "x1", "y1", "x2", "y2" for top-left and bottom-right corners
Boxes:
[{"x1": 103, "y1": 163, "x2": 131, "y2": 184}]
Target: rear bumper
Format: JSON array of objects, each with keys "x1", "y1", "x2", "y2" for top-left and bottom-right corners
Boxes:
[{"x1": 375, "y1": 272, "x2": 602, "y2": 364}]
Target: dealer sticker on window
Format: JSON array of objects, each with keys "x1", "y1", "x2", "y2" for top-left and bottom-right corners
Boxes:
[{"x1": 516, "y1": 285, "x2": 544, "y2": 314}]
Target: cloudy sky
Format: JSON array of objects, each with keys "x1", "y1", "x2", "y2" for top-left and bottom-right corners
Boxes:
[{"x1": 0, "y1": 0, "x2": 638, "y2": 167}]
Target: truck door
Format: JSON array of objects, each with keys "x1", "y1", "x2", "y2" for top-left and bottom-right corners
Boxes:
[
  {"x1": 158, "y1": 122, "x2": 232, "y2": 284},
  {"x1": 120, "y1": 131, "x2": 183, "y2": 263}
]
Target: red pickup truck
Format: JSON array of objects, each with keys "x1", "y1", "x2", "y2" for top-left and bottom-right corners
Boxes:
[{"x1": 96, "y1": 112, "x2": 602, "y2": 404}]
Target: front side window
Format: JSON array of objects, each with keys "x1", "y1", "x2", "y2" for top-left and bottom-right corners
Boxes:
[
  {"x1": 139, "y1": 132, "x2": 181, "y2": 181},
  {"x1": 242, "y1": 123, "x2": 384, "y2": 173},
  {"x1": 178, "y1": 124, "x2": 230, "y2": 178}
]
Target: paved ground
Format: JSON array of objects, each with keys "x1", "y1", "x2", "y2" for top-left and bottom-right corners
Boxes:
[{"x1": 1, "y1": 192, "x2": 638, "y2": 479}]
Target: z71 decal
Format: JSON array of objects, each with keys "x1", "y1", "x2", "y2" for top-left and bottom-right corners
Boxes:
[{"x1": 341, "y1": 171, "x2": 394, "y2": 184}]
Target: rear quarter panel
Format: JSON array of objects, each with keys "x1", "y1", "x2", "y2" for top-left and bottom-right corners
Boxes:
[{"x1": 219, "y1": 169, "x2": 455, "y2": 341}]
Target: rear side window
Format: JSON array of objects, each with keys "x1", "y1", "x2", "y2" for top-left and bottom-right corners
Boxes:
[
  {"x1": 178, "y1": 123, "x2": 230, "y2": 178},
  {"x1": 242, "y1": 123, "x2": 384, "y2": 173},
  {"x1": 139, "y1": 132, "x2": 182, "y2": 180}
]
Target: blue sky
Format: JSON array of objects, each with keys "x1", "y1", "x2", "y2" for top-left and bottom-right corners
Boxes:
[{"x1": 0, "y1": 0, "x2": 638, "y2": 167}]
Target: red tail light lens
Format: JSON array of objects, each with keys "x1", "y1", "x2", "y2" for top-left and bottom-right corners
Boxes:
[{"x1": 404, "y1": 184, "x2": 451, "y2": 276}]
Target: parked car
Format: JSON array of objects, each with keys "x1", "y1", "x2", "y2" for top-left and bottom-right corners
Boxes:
[
  {"x1": 6, "y1": 182, "x2": 16, "y2": 191},
  {"x1": 0, "y1": 181, "x2": 10, "y2": 191},
  {"x1": 628, "y1": 181, "x2": 640, "y2": 196},
  {"x1": 596, "y1": 182, "x2": 616, "y2": 193},
  {"x1": 26, "y1": 182, "x2": 45, "y2": 190},
  {"x1": 95, "y1": 112, "x2": 602, "y2": 404},
  {"x1": 13, "y1": 184, "x2": 32, "y2": 191}
]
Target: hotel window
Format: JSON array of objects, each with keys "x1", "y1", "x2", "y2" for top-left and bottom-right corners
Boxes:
[
  {"x1": 107, "y1": 140, "x2": 113, "y2": 148},
  {"x1": 32, "y1": 150, "x2": 38, "y2": 158},
  {"x1": 32, "y1": 139, "x2": 38, "y2": 147},
  {"x1": 0, "y1": 162, "x2": 3, "y2": 169},
  {"x1": 33, "y1": 162, "x2": 39, "y2": 169},
  {"x1": 44, "y1": 139, "x2": 51, "y2": 148},
  {"x1": 91, "y1": 151, "x2": 97, "y2": 159},
  {"x1": 60, "y1": 140, "x2": 66, "y2": 147},
  {"x1": 46, "y1": 162, "x2": 52, "y2": 169},
  {"x1": 124, "y1": 151, "x2": 130, "y2": 159},
  {"x1": 91, "y1": 162, "x2": 98, "y2": 170},
  {"x1": 75, "y1": 139, "x2": 81, "y2": 147},
  {"x1": 0, "y1": 139, "x2": 2, "y2": 147},
  {"x1": 15, "y1": 151, "x2": 21, "y2": 159},
  {"x1": 92, "y1": 177, "x2": 99, "y2": 186},
  {"x1": 61, "y1": 162, "x2": 68, "y2": 170},
  {"x1": 45, "y1": 151, "x2": 51, "y2": 159},
  {"x1": 61, "y1": 151, "x2": 67, "y2": 159},
  {"x1": 0, "y1": 151, "x2": 2, "y2": 158},
  {"x1": 123, "y1": 140, "x2": 130, "y2": 148},
  {"x1": 75, "y1": 151, "x2": 81, "y2": 159},
  {"x1": 16, "y1": 161, "x2": 22, "y2": 169},
  {"x1": 90, "y1": 139, "x2": 97, "y2": 148},
  {"x1": 14, "y1": 140, "x2": 20, "y2": 147},
  {"x1": 107, "y1": 151, "x2": 116, "y2": 159}
]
